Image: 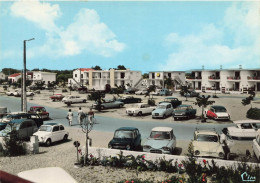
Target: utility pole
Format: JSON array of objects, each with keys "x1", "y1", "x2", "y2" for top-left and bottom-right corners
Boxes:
[{"x1": 22, "y1": 38, "x2": 35, "y2": 112}]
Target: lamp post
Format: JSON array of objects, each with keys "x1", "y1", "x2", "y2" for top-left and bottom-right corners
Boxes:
[{"x1": 22, "y1": 38, "x2": 34, "y2": 112}]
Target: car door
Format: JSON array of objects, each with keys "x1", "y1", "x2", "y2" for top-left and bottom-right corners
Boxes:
[
  {"x1": 134, "y1": 129, "x2": 141, "y2": 147},
  {"x1": 52, "y1": 126, "x2": 60, "y2": 142},
  {"x1": 18, "y1": 121, "x2": 28, "y2": 139},
  {"x1": 207, "y1": 107, "x2": 215, "y2": 118},
  {"x1": 59, "y1": 125, "x2": 65, "y2": 141},
  {"x1": 167, "y1": 104, "x2": 173, "y2": 116}
]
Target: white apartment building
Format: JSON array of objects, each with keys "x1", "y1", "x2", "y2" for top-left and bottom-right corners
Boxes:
[
  {"x1": 69, "y1": 68, "x2": 142, "y2": 90},
  {"x1": 32, "y1": 71, "x2": 56, "y2": 84},
  {"x1": 186, "y1": 68, "x2": 260, "y2": 93},
  {"x1": 147, "y1": 71, "x2": 186, "y2": 90}
]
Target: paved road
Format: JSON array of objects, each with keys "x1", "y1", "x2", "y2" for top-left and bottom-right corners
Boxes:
[{"x1": 0, "y1": 96, "x2": 234, "y2": 140}]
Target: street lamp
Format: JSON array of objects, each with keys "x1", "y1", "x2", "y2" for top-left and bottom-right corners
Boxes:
[{"x1": 22, "y1": 38, "x2": 35, "y2": 112}]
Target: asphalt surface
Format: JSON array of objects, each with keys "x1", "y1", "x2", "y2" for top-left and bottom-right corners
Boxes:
[{"x1": 0, "y1": 95, "x2": 234, "y2": 140}]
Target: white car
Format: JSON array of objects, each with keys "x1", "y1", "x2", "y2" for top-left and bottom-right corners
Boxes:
[
  {"x1": 6, "y1": 89, "x2": 20, "y2": 96},
  {"x1": 135, "y1": 89, "x2": 148, "y2": 95},
  {"x1": 205, "y1": 105, "x2": 230, "y2": 120},
  {"x1": 227, "y1": 120, "x2": 260, "y2": 140},
  {"x1": 33, "y1": 123, "x2": 69, "y2": 146},
  {"x1": 126, "y1": 103, "x2": 156, "y2": 116},
  {"x1": 62, "y1": 95, "x2": 87, "y2": 104},
  {"x1": 253, "y1": 134, "x2": 260, "y2": 162},
  {"x1": 192, "y1": 130, "x2": 226, "y2": 159},
  {"x1": 143, "y1": 127, "x2": 176, "y2": 154}
]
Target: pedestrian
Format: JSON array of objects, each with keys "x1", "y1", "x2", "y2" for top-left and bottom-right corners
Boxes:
[
  {"x1": 88, "y1": 108, "x2": 94, "y2": 124},
  {"x1": 78, "y1": 107, "x2": 84, "y2": 125},
  {"x1": 67, "y1": 109, "x2": 73, "y2": 126}
]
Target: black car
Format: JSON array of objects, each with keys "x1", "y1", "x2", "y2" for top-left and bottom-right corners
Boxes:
[
  {"x1": 0, "y1": 113, "x2": 43, "y2": 127},
  {"x1": 116, "y1": 96, "x2": 142, "y2": 104},
  {"x1": 108, "y1": 127, "x2": 141, "y2": 150},
  {"x1": 159, "y1": 97, "x2": 182, "y2": 108}
]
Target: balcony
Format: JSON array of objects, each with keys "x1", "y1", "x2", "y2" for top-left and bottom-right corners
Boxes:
[
  {"x1": 226, "y1": 76, "x2": 241, "y2": 81},
  {"x1": 208, "y1": 76, "x2": 220, "y2": 81},
  {"x1": 247, "y1": 76, "x2": 260, "y2": 81},
  {"x1": 186, "y1": 76, "x2": 202, "y2": 80}
]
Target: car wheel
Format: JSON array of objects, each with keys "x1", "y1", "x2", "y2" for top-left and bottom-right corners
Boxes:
[
  {"x1": 46, "y1": 139, "x2": 52, "y2": 146},
  {"x1": 63, "y1": 134, "x2": 68, "y2": 141},
  {"x1": 83, "y1": 100, "x2": 86, "y2": 103},
  {"x1": 119, "y1": 104, "x2": 123, "y2": 108},
  {"x1": 138, "y1": 111, "x2": 142, "y2": 116},
  {"x1": 174, "y1": 117, "x2": 177, "y2": 121},
  {"x1": 138, "y1": 100, "x2": 141, "y2": 103},
  {"x1": 101, "y1": 106, "x2": 105, "y2": 110},
  {"x1": 163, "y1": 114, "x2": 166, "y2": 119}
]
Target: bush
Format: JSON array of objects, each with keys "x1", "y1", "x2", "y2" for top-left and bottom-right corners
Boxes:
[
  {"x1": 3, "y1": 128, "x2": 26, "y2": 156},
  {"x1": 246, "y1": 108, "x2": 260, "y2": 120}
]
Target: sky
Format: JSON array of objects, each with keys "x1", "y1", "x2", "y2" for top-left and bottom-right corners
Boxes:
[{"x1": 0, "y1": 1, "x2": 260, "y2": 73}]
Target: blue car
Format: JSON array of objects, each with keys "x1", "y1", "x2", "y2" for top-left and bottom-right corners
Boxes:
[{"x1": 152, "y1": 102, "x2": 173, "y2": 119}]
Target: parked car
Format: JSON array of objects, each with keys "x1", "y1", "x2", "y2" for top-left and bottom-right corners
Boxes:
[
  {"x1": 135, "y1": 89, "x2": 148, "y2": 95},
  {"x1": 93, "y1": 99, "x2": 124, "y2": 110},
  {"x1": 12, "y1": 90, "x2": 34, "y2": 97},
  {"x1": 192, "y1": 129, "x2": 226, "y2": 159},
  {"x1": 159, "y1": 89, "x2": 172, "y2": 96},
  {"x1": 78, "y1": 87, "x2": 88, "y2": 94},
  {"x1": 50, "y1": 94, "x2": 65, "y2": 101},
  {"x1": 173, "y1": 104, "x2": 196, "y2": 120},
  {"x1": 6, "y1": 89, "x2": 20, "y2": 96},
  {"x1": 205, "y1": 105, "x2": 230, "y2": 120},
  {"x1": 227, "y1": 120, "x2": 260, "y2": 140},
  {"x1": 184, "y1": 91, "x2": 200, "y2": 97},
  {"x1": 117, "y1": 96, "x2": 142, "y2": 104},
  {"x1": 152, "y1": 102, "x2": 173, "y2": 119},
  {"x1": 28, "y1": 106, "x2": 49, "y2": 120},
  {"x1": 124, "y1": 88, "x2": 138, "y2": 94},
  {"x1": 143, "y1": 127, "x2": 176, "y2": 154},
  {"x1": 33, "y1": 123, "x2": 69, "y2": 146},
  {"x1": 108, "y1": 127, "x2": 141, "y2": 150},
  {"x1": 159, "y1": 97, "x2": 182, "y2": 108},
  {"x1": 253, "y1": 134, "x2": 260, "y2": 162},
  {"x1": 0, "y1": 119, "x2": 38, "y2": 140},
  {"x1": 126, "y1": 103, "x2": 156, "y2": 116},
  {"x1": 150, "y1": 89, "x2": 162, "y2": 96},
  {"x1": 0, "y1": 112, "x2": 43, "y2": 127},
  {"x1": 62, "y1": 95, "x2": 87, "y2": 104}
]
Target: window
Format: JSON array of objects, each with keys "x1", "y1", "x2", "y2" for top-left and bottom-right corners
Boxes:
[
  {"x1": 60, "y1": 125, "x2": 64, "y2": 130},
  {"x1": 252, "y1": 123, "x2": 260, "y2": 129},
  {"x1": 20, "y1": 122, "x2": 27, "y2": 129},
  {"x1": 75, "y1": 74, "x2": 77, "y2": 78},
  {"x1": 53, "y1": 126, "x2": 59, "y2": 132},
  {"x1": 81, "y1": 74, "x2": 83, "y2": 78},
  {"x1": 241, "y1": 123, "x2": 253, "y2": 129}
]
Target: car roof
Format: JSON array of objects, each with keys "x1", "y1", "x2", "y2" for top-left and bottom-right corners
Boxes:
[
  {"x1": 211, "y1": 105, "x2": 226, "y2": 109},
  {"x1": 177, "y1": 104, "x2": 191, "y2": 107},
  {"x1": 194, "y1": 130, "x2": 218, "y2": 136},
  {"x1": 116, "y1": 127, "x2": 138, "y2": 131},
  {"x1": 165, "y1": 97, "x2": 177, "y2": 99},
  {"x1": 151, "y1": 127, "x2": 173, "y2": 132},
  {"x1": 233, "y1": 120, "x2": 260, "y2": 124},
  {"x1": 43, "y1": 123, "x2": 62, "y2": 126}
]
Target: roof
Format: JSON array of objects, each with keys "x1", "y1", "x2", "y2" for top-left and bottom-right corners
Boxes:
[
  {"x1": 233, "y1": 120, "x2": 260, "y2": 124},
  {"x1": 152, "y1": 127, "x2": 173, "y2": 132},
  {"x1": 116, "y1": 127, "x2": 138, "y2": 131},
  {"x1": 79, "y1": 68, "x2": 94, "y2": 72},
  {"x1": 211, "y1": 105, "x2": 226, "y2": 109},
  {"x1": 194, "y1": 130, "x2": 218, "y2": 136},
  {"x1": 8, "y1": 73, "x2": 21, "y2": 77},
  {"x1": 43, "y1": 123, "x2": 60, "y2": 126},
  {"x1": 177, "y1": 104, "x2": 191, "y2": 107}
]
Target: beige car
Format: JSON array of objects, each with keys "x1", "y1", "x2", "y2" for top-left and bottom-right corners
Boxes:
[{"x1": 192, "y1": 130, "x2": 226, "y2": 159}]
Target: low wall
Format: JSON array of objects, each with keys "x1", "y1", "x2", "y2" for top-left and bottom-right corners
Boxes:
[{"x1": 89, "y1": 147, "x2": 260, "y2": 168}]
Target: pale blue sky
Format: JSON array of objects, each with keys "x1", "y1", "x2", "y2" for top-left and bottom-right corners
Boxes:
[{"x1": 0, "y1": 1, "x2": 259, "y2": 73}]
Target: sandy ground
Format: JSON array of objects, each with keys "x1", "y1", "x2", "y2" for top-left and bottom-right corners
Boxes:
[{"x1": 0, "y1": 87, "x2": 260, "y2": 182}]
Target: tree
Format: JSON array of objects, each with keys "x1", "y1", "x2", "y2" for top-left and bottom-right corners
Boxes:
[
  {"x1": 145, "y1": 84, "x2": 156, "y2": 106},
  {"x1": 180, "y1": 85, "x2": 189, "y2": 101},
  {"x1": 194, "y1": 95, "x2": 215, "y2": 122},
  {"x1": 88, "y1": 91, "x2": 105, "y2": 111},
  {"x1": 92, "y1": 65, "x2": 102, "y2": 70},
  {"x1": 164, "y1": 77, "x2": 174, "y2": 89},
  {"x1": 112, "y1": 84, "x2": 125, "y2": 97},
  {"x1": 142, "y1": 73, "x2": 149, "y2": 79},
  {"x1": 105, "y1": 84, "x2": 111, "y2": 93},
  {"x1": 116, "y1": 65, "x2": 127, "y2": 70}
]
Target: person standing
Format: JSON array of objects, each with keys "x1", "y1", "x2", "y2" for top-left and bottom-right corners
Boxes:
[
  {"x1": 78, "y1": 107, "x2": 84, "y2": 125},
  {"x1": 88, "y1": 108, "x2": 94, "y2": 124},
  {"x1": 67, "y1": 109, "x2": 73, "y2": 126}
]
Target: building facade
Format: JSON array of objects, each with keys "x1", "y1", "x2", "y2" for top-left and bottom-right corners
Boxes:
[
  {"x1": 186, "y1": 68, "x2": 260, "y2": 93},
  {"x1": 8, "y1": 73, "x2": 21, "y2": 83},
  {"x1": 147, "y1": 71, "x2": 186, "y2": 90},
  {"x1": 69, "y1": 68, "x2": 142, "y2": 90},
  {"x1": 32, "y1": 71, "x2": 56, "y2": 84}
]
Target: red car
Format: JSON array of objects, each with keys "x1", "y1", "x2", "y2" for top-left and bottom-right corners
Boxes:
[
  {"x1": 50, "y1": 94, "x2": 65, "y2": 102},
  {"x1": 28, "y1": 106, "x2": 49, "y2": 120}
]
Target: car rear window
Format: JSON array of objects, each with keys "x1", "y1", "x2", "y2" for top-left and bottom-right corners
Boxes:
[
  {"x1": 114, "y1": 130, "x2": 133, "y2": 138},
  {"x1": 196, "y1": 134, "x2": 218, "y2": 142}
]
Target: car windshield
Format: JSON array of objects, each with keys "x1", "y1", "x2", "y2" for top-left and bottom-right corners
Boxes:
[
  {"x1": 196, "y1": 134, "x2": 218, "y2": 142},
  {"x1": 157, "y1": 105, "x2": 166, "y2": 109},
  {"x1": 150, "y1": 131, "x2": 171, "y2": 139},
  {"x1": 114, "y1": 130, "x2": 133, "y2": 138},
  {"x1": 214, "y1": 107, "x2": 227, "y2": 112},
  {"x1": 39, "y1": 126, "x2": 52, "y2": 132},
  {"x1": 176, "y1": 106, "x2": 188, "y2": 110}
]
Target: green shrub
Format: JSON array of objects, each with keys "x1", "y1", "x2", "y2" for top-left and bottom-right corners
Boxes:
[{"x1": 246, "y1": 108, "x2": 260, "y2": 120}]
